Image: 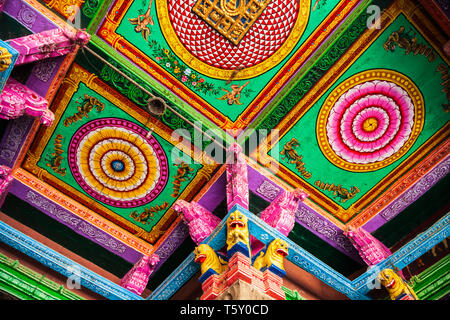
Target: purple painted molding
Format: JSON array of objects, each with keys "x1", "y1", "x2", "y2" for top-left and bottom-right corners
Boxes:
[
  {"x1": 363, "y1": 155, "x2": 450, "y2": 233},
  {"x1": 26, "y1": 55, "x2": 65, "y2": 97},
  {"x1": 140, "y1": 153, "x2": 450, "y2": 274},
  {"x1": 8, "y1": 179, "x2": 142, "y2": 264},
  {"x1": 0, "y1": 116, "x2": 34, "y2": 167}
]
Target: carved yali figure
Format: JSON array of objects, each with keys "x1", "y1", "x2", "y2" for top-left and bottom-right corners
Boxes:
[
  {"x1": 0, "y1": 46, "x2": 12, "y2": 72},
  {"x1": 194, "y1": 244, "x2": 228, "y2": 276},
  {"x1": 377, "y1": 269, "x2": 418, "y2": 300},
  {"x1": 226, "y1": 211, "x2": 251, "y2": 256},
  {"x1": 253, "y1": 238, "x2": 289, "y2": 276}
]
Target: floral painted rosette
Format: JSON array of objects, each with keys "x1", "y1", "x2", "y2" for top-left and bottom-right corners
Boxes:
[
  {"x1": 68, "y1": 118, "x2": 169, "y2": 208},
  {"x1": 317, "y1": 70, "x2": 424, "y2": 172}
]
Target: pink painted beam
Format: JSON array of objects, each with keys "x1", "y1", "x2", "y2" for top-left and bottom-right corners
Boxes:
[
  {"x1": 7, "y1": 28, "x2": 90, "y2": 66},
  {"x1": 260, "y1": 189, "x2": 309, "y2": 237},
  {"x1": 0, "y1": 77, "x2": 53, "y2": 126},
  {"x1": 120, "y1": 254, "x2": 159, "y2": 296},
  {"x1": 0, "y1": 165, "x2": 13, "y2": 196},
  {"x1": 173, "y1": 199, "x2": 221, "y2": 245},
  {"x1": 344, "y1": 227, "x2": 392, "y2": 266},
  {"x1": 226, "y1": 143, "x2": 249, "y2": 212}
]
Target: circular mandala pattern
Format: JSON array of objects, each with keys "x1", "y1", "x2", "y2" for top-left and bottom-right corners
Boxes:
[
  {"x1": 68, "y1": 118, "x2": 169, "y2": 208},
  {"x1": 157, "y1": 0, "x2": 309, "y2": 79},
  {"x1": 317, "y1": 70, "x2": 424, "y2": 172}
]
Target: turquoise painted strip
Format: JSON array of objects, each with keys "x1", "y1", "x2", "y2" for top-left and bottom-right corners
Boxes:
[
  {"x1": 149, "y1": 206, "x2": 449, "y2": 300},
  {"x1": 0, "y1": 220, "x2": 143, "y2": 300},
  {"x1": 147, "y1": 253, "x2": 198, "y2": 300}
]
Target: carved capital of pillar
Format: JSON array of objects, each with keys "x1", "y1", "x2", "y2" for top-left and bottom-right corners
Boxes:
[
  {"x1": 174, "y1": 199, "x2": 221, "y2": 245},
  {"x1": 0, "y1": 78, "x2": 54, "y2": 126},
  {"x1": 344, "y1": 226, "x2": 392, "y2": 266}
]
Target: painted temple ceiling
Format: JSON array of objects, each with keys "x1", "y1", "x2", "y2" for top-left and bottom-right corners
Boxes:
[
  {"x1": 1, "y1": 0, "x2": 449, "y2": 296},
  {"x1": 94, "y1": 0, "x2": 362, "y2": 132},
  {"x1": 251, "y1": 2, "x2": 450, "y2": 225}
]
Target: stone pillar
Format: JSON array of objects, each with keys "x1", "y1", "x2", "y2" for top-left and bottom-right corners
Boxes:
[
  {"x1": 260, "y1": 189, "x2": 308, "y2": 236},
  {"x1": 0, "y1": 77, "x2": 53, "y2": 126}
]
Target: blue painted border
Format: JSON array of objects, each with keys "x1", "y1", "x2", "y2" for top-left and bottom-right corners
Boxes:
[{"x1": 0, "y1": 220, "x2": 143, "y2": 300}]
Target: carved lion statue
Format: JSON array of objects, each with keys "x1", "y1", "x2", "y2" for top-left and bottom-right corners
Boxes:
[
  {"x1": 253, "y1": 238, "x2": 289, "y2": 272},
  {"x1": 377, "y1": 269, "x2": 418, "y2": 300},
  {"x1": 194, "y1": 244, "x2": 228, "y2": 276},
  {"x1": 226, "y1": 211, "x2": 250, "y2": 253}
]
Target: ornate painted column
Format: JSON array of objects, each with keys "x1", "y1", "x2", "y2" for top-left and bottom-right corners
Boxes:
[
  {"x1": 120, "y1": 254, "x2": 160, "y2": 296},
  {"x1": 7, "y1": 27, "x2": 90, "y2": 66},
  {"x1": 173, "y1": 199, "x2": 221, "y2": 245},
  {"x1": 260, "y1": 189, "x2": 308, "y2": 236},
  {"x1": 226, "y1": 143, "x2": 249, "y2": 212}
]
